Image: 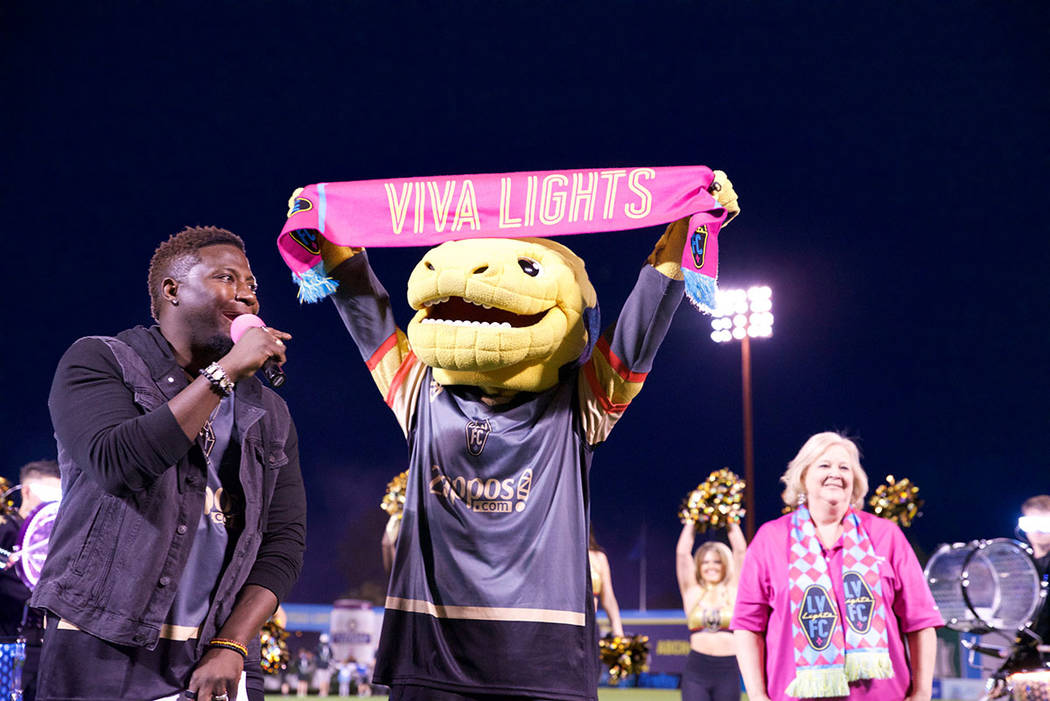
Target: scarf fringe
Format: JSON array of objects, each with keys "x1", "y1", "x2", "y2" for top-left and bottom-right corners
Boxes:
[
  {"x1": 683, "y1": 268, "x2": 717, "y2": 313},
  {"x1": 785, "y1": 668, "x2": 851, "y2": 699},
  {"x1": 292, "y1": 265, "x2": 339, "y2": 304},
  {"x1": 845, "y1": 650, "x2": 893, "y2": 681}
]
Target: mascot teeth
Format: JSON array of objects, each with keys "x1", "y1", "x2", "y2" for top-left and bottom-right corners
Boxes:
[{"x1": 420, "y1": 318, "x2": 513, "y2": 329}]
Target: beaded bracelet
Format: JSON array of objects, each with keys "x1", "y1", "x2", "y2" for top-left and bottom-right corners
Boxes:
[
  {"x1": 200, "y1": 362, "x2": 235, "y2": 397},
  {"x1": 207, "y1": 637, "x2": 248, "y2": 658}
]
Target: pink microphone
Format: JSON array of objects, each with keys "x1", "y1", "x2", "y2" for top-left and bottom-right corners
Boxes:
[{"x1": 230, "y1": 314, "x2": 286, "y2": 388}]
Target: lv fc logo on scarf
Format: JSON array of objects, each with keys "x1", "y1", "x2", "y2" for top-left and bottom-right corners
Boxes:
[
  {"x1": 799, "y1": 584, "x2": 838, "y2": 650},
  {"x1": 690, "y1": 225, "x2": 709, "y2": 268},
  {"x1": 843, "y1": 572, "x2": 876, "y2": 634},
  {"x1": 287, "y1": 228, "x2": 321, "y2": 255}
]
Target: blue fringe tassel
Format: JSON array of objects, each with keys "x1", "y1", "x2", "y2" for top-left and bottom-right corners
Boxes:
[
  {"x1": 683, "y1": 269, "x2": 717, "y2": 313},
  {"x1": 292, "y1": 265, "x2": 339, "y2": 303}
]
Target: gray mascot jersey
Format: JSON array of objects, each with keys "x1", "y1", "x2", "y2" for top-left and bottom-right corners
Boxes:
[{"x1": 329, "y1": 252, "x2": 683, "y2": 699}]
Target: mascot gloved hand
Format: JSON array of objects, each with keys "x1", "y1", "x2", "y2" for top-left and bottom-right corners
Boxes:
[
  {"x1": 648, "y1": 169, "x2": 739, "y2": 280},
  {"x1": 312, "y1": 170, "x2": 738, "y2": 700}
]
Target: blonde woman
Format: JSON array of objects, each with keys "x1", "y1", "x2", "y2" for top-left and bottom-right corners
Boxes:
[
  {"x1": 732, "y1": 432, "x2": 941, "y2": 701},
  {"x1": 676, "y1": 519, "x2": 746, "y2": 700}
]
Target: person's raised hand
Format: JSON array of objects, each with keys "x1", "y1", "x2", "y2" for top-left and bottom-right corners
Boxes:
[{"x1": 709, "y1": 170, "x2": 740, "y2": 225}]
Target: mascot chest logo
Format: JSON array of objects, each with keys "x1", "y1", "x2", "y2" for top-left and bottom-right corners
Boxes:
[
  {"x1": 798, "y1": 584, "x2": 838, "y2": 650},
  {"x1": 690, "y1": 225, "x2": 709, "y2": 268},
  {"x1": 843, "y1": 571, "x2": 876, "y2": 633},
  {"x1": 465, "y1": 418, "x2": 491, "y2": 456}
]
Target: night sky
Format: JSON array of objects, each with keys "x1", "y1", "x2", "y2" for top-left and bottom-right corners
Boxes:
[{"x1": 3, "y1": 2, "x2": 1047, "y2": 610}]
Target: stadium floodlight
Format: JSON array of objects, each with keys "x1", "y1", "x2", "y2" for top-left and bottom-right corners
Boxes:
[
  {"x1": 708, "y1": 285, "x2": 774, "y2": 539},
  {"x1": 710, "y1": 286, "x2": 775, "y2": 342}
]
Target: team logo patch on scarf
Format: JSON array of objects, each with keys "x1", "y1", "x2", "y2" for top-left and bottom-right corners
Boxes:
[
  {"x1": 843, "y1": 572, "x2": 876, "y2": 634},
  {"x1": 798, "y1": 584, "x2": 838, "y2": 650},
  {"x1": 786, "y1": 506, "x2": 893, "y2": 698},
  {"x1": 276, "y1": 166, "x2": 728, "y2": 311}
]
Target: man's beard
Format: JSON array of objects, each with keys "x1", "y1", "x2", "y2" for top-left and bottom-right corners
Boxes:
[{"x1": 195, "y1": 334, "x2": 235, "y2": 366}]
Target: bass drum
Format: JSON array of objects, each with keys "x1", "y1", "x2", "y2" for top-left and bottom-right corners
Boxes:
[
  {"x1": 924, "y1": 538, "x2": 1046, "y2": 635},
  {"x1": 15, "y1": 500, "x2": 61, "y2": 590}
]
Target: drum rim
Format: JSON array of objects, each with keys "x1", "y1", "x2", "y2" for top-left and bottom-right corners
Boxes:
[{"x1": 925, "y1": 538, "x2": 1046, "y2": 634}]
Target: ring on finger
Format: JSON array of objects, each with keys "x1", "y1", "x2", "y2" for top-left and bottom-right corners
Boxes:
[
  {"x1": 274, "y1": 338, "x2": 284, "y2": 346},
  {"x1": 212, "y1": 694, "x2": 229, "y2": 701}
]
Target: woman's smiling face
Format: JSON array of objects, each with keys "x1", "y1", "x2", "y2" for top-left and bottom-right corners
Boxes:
[{"x1": 803, "y1": 443, "x2": 855, "y2": 507}]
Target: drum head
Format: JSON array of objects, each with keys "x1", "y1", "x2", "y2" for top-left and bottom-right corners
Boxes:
[
  {"x1": 15, "y1": 500, "x2": 60, "y2": 591},
  {"x1": 924, "y1": 538, "x2": 1046, "y2": 634}
]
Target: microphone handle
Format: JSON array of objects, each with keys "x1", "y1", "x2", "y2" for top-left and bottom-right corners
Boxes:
[{"x1": 262, "y1": 360, "x2": 286, "y2": 388}]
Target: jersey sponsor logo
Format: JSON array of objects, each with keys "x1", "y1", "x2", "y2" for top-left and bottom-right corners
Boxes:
[
  {"x1": 428, "y1": 464, "x2": 533, "y2": 514},
  {"x1": 843, "y1": 571, "x2": 876, "y2": 634},
  {"x1": 797, "y1": 584, "x2": 838, "y2": 650},
  {"x1": 690, "y1": 225, "x2": 709, "y2": 268},
  {"x1": 203, "y1": 485, "x2": 241, "y2": 530},
  {"x1": 428, "y1": 380, "x2": 444, "y2": 402},
  {"x1": 465, "y1": 417, "x2": 491, "y2": 455},
  {"x1": 287, "y1": 228, "x2": 321, "y2": 255},
  {"x1": 287, "y1": 196, "x2": 313, "y2": 217}
]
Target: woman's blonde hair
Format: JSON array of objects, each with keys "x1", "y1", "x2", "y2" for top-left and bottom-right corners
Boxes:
[{"x1": 780, "y1": 431, "x2": 868, "y2": 509}]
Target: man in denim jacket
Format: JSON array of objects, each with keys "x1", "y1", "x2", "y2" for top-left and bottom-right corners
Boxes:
[{"x1": 32, "y1": 226, "x2": 306, "y2": 701}]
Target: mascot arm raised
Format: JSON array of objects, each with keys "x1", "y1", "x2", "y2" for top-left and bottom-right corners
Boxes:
[
  {"x1": 578, "y1": 169, "x2": 739, "y2": 446},
  {"x1": 321, "y1": 240, "x2": 423, "y2": 437}
]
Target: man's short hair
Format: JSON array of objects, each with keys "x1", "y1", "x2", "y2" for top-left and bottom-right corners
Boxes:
[
  {"x1": 1023, "y1": 495, "x2": 1050, "y2": 514},
  {"x1": 147, "y1": 226, "x2": 246, "y2": 321},
  {"x1": 20, "y1": 459, "x2": 60, "y2": 483}
]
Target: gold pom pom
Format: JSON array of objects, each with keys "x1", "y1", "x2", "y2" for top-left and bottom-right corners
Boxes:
[
  {"x1": 868, "y1": 475, "x2": 924, "y2": 528},
  {"x1": 260, "y1": 616, "x2": 290, "y2": 675},
  {"x1": 599, "y1": 633, "x2": 650, "y2": 684},
  {"x1": 679, "y1": 468, "x2": 746, "y2": 532},
  {"x1": 381, "y1": 471, "x2": 409, "y2": 518}
]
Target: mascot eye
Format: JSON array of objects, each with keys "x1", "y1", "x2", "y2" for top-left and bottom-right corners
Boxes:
[
  {"x1": 424, "y1": 262, "x2": 434, "y2": 271},
  {"x1": 518, "y1": 258, "x2": 541, "y2": 277}
]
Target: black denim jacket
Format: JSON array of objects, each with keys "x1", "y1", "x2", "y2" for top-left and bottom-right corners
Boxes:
[{"x1": 32, "y1": 326, "x2": 306, "y2": 652}]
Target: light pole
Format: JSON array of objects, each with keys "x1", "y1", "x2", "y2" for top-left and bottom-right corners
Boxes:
[{"x1": 710, "y1": 286, "x2": 774, "y2": 540}]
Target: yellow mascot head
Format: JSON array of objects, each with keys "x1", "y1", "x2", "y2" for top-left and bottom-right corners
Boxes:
[{"x1": 406, "y1": 237, "x2": 598, "y2": 394}]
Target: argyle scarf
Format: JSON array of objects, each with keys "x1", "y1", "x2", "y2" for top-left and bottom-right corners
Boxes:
[
  {"x1": 276, "y1": 166, "x2": 728, "y2": 311},
  {"x1": 786, "y1": 505, "x2": 893, "y2": 698}
]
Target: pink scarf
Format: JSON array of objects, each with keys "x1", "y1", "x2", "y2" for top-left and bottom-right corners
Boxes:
[
  {"x1": 787, "y1": 506, "x2": 892, "y2": 698},
  {"x1": 277, "y1": 166, "x2": 728, "y2": 309}
]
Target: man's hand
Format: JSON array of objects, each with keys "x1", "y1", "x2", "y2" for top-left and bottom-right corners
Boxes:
[
  {"x1": 709, "y1": 169, "x2": 740, "y2": 225},
  {"x1": 187, "y1": 647, "x2": 243, "y2": 700},
  {"x1": 218, "y1": 326, "x2": 291, "y2": 383}
]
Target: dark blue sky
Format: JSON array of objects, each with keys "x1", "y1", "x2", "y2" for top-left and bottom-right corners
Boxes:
[{"x1": 3, "y1": 2, "x2": 1047, "y2": 609}]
